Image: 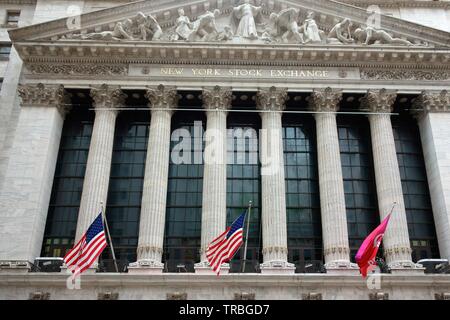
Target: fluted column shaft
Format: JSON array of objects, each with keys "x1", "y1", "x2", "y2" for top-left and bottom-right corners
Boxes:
[
  {"x1": 198, "y1": 87, "x2": 230, "y2": 263},
  {"x1": 309, "y1": 88, "x2": 353, "y2": 268},
  {"x1": 260, "y1": 111, "x2": 287, "y2": 262},
  {"x1": 363, "y1": 89, "x2": 414, "y2": 268},
  {"x1": 414, "y1": 90, "x2": 450, "y2": 260},
  {"x1": 131, "y1": 85, "x2": 178, "y2": 272},
  {"x1": 256, "y1": 87, "x2": 294, "y2": 273},
  {"x1": 75, "y1": 85, "x2": 124, "y2": 241},
  {"x1": 137, "y1": 110, "x2": 172, "y2": 262}
]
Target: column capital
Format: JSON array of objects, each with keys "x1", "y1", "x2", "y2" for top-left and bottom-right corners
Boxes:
[
  {"x1": 90, "y1": 84, "x2": 126, "y2": 112},
  {"x1": 308, "y1": 87, "x2": 342, "y2": 112},
  {"x1": 17, "y1": 83, "x2": 71, "y2": 117},
  {"x1": 361, "y1": 89, "x2": 397, "y2": 113},
  {"x1": 256, "y1": 86, "x2": 288, "y2": 111},
  {"x1": 145, "y1": 84, "x2": 178, "y2": 111},
  {"x1": 202, "y1": 86, "x2": 232, "y2": 111},
  {"x1": 413, "y1": 90, "x2": 450, "y2": 114}
]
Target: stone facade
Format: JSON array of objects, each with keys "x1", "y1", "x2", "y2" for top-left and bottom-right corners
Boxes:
[{"x1": 0, "y1": 0, "x2": 450, "y2": 299}]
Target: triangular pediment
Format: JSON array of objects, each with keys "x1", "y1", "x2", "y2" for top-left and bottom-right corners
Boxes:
[{"x1": 8, "y1": 0, "x2": 450, "y2": 48}]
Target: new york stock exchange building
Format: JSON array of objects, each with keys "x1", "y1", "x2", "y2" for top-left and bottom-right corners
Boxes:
[{"x1": 0, "y1": 0, "x2": 450, "y2": 301}]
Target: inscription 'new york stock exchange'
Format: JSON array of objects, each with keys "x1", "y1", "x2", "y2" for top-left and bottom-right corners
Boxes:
[
  {"x1": 130, "y1": 65, "x2": 360, "y2": 80},
  {"x1": 159, "y1": 67, "x2": 331, "y2": 78}
]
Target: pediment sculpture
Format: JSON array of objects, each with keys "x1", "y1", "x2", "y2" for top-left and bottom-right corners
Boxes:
[{"x1": 61, "y1": 1, "x2": 426, "y2": 47}]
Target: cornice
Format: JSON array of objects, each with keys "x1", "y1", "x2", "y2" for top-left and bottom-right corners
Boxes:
[
  {"x1": 336, "y1": 0, "x2": 450, "y2": 9},
  {"x1": 14, "y1": 41, "x2": 450, "y2": 70}
]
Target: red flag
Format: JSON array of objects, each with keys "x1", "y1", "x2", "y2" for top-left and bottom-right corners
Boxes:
[{"x1": 355, "y1": 213, "x2": 391, "y2": 278}]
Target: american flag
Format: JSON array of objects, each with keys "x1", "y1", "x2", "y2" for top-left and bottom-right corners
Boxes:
[
  {"x1": 64, "y1": 213, "x2": 107, "y2": 276},
  {"x1": 206, "y1": 210, "x2": 247, "y2": 275}
]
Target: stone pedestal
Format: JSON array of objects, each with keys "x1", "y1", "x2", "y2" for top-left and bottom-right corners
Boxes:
[
  {"x1": 128, "y1": 261, "x2": 165, "y2": 274},
  {"x1": 256, "y1": 87, "x2": 295, "y2": 274},
  {"x1": 260, "y1": 261, "x2": 296, "y2": 274},
  {"x1": 194, "y1": 261, "x2": 230, "y2": 275},
  {"x1": 130, "y1": 85, "x2": 178, "y2": 274},
  {"x1": 0, "y1": 261, "x2": 32, "y2": 274}
]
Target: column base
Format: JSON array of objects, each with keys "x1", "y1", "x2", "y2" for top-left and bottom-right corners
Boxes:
[
  {"x1": 194, "y1": 261, "x2": 229, "y2": 275},
  {"x1": 389, "y1": 261, "x2": 425, "y2": 275},
  {"x1": 127, "y1": 260, "x2": 164, "y2": 274},
  {"x1": 0, "y1": 260, "x2": 31, "y2": 274},
  {"x1": 260, "y1": 260, "x2": 296, "y2": 274},
  {"x1": 324, "y1": 261, "x2": 359, "y2": 275}
]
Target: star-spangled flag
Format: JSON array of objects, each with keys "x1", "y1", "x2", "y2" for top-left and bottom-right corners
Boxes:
[
  {"x1": 206, "y1": 210, "x2": 247, "y2": 276},
  {"x1": 63, "y1": 213, "x2": 107, "y2": 276},
  {"x1": 355, "y1": 213, "x2": 392, "y2": 278}
]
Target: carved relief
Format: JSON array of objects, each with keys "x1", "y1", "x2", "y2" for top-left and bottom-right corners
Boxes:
[
  {"x1": 327, "y1": 18, "x2": 354, "y2": 44},
  {"x1": 302, "y1": 11, "x2": 325, "y2": 44},
  {"x1": 265, "y1": 8, "x2": 304, "y2": 43},
  {"x1": 231, "y1": 0, "x2": 262, "y2": 40},
  {"x1": 64, "y1": 12, "x2": 162, "y2": 41},
  {"x1": 58, "y1": 2, "x2": 426, "y2": 47},
  {"x1": 354, "y1": 26, "x2": 412, "y2": 46},
  {"x1": 28, "y1": 64, "x2": 128, "y2": 76},
  {"x1": 360, "y1": 70, "x2": 450, "y2": 81}
]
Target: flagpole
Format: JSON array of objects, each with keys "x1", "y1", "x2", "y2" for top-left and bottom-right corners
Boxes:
[
  {"x1": 387, "y1": 202, "x2": 397, "y2": 218},
  {"x1": 100, "y1": 202, "x2": 119, "y2": 273},
  {"x1": 241, "y1": 200, "x2": 252, "y2": 273}
]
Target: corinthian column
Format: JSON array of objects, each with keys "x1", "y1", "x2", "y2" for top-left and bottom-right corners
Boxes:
[
  {"x1": 128, "y1": 85, "x2": 178, "y2": 274},
  {"x1": 256, "y1": 87, "x2": 295, "y2": 274},
  {"x1": 362, "y1": 89, "x2": 422, "y2": 273},
  {"x1": 413, "y1": 90, "x2": 450, "y2": 260},
  {"x1": 75, "y1": 85, "x2": 124, "y2": 244},
  {"x1": 195, "y1": 86, "x2": 231, "y2": 274},
  {"x1": 0, "y1": 84, "x2": 70, "y2": 273},
  {"x1": 309, "y1": 88, "x2": 357, "y2": 273}
]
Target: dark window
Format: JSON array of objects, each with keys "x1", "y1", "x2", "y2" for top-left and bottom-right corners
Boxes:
[
  {"x1": 393, "y1": 116, "x2": 439, "y2": 260},
  {"x1": 101, "y1": 112, "x2": 149, "y2": 271},
  {"x1": 6, "y1": 10, "x2": 20, "y2": 27},
  {"x1": 226, "y1": 113, "x2": 262, "y2": 273},
  {"x1": 163, "y1": 112, "x2": 205, "y2": 272},
  {"x1": 41, "y1": 106, "x2": 94, "y2": 257},
  {"x1": 283, "y1": 115, "x2": 323, "y2": 273},
  {"x1": 0, "y1": 45, "x2": 11, "y2": 58},
  {"x1": 338, "y1": 116, "x2": 380, "y2": 261}
]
